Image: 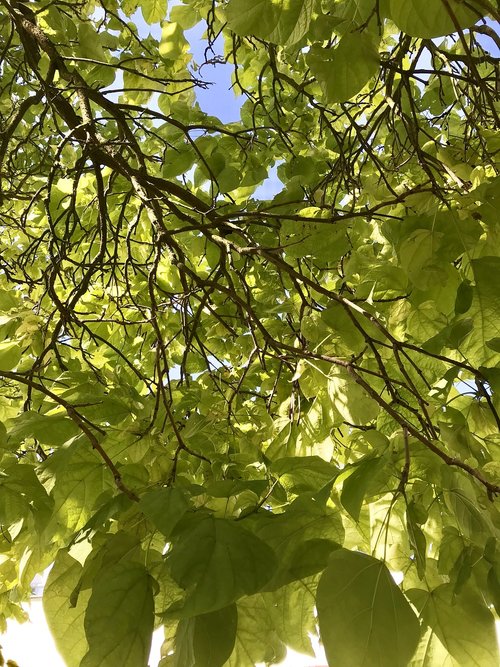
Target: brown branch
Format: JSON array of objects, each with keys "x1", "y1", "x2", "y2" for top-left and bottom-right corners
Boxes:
[
  {"x1": 0, "y1": 370, "x2": 139, "y2": 501},
  {"x1": 346, "y1": 365, "x2": 500, "y2": 498}
]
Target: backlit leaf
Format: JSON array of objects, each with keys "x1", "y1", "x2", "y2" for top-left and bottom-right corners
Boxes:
[
  {"x1": 139, "y1": 487, "x2": 189, "y2": 538},
  {"x1": 265, "y1": 577, "x2": 318, "y2": 656},
  {"x1": 389, "y1": 0, "x2": 485, "y2": 38},
  {"x1": 226, "y1": 0, "x2": 313, "y2": 45},
  {"x1": 226, "y1": 594, "x2": 286, "y2": 667},
  {"x1": 459, "y1": 257, "x2": 500, "y2": 364},
  {"x1": 410, "y1": 584, "x2": 500, "y2": 666},
  {"x1": 171, "y1": 605, "x2": 237, "y2": 667},
  {"x1": 81, "y1": 562, "x2": 154, "y2": 667},
  {"x1": 140, "y1": 0, "x2": 167, "y2": 24},
  {"x1": 43, "y1": 551, "x2": 90, "y2": 667},
  {"x1": 254, "y1": 495, "x2": 344, "y2": 589},
  {"x1": 0, "y1": 341, "x2": 22, "y2": 370},
  {"x1": 307, "y1": 33, "x2": 379, "y2": 103},
  {"x1": 167, "y1": 516, "x2": 277, "y2": 615},
  {"x1": 328, "y1": 367, "x2": 379, "y2": 424},
  {"x1": 317, "y1": 549, "x2": 420, "y2": 667},
  {"x1": 341, "y1": 457, "x2": 387, "y2": 521},
  {"x1": 39, "y1": 441, "x2": 114, "y2": 534}
]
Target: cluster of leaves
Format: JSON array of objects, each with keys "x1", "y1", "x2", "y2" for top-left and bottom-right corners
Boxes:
[{"x1": 0, "y1": 0, "x2": 499, "y2": 665}]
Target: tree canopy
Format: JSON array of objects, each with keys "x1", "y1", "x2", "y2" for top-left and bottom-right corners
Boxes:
[{"x1": 0, "y1": 0, "x2": 499, "y2": 665}]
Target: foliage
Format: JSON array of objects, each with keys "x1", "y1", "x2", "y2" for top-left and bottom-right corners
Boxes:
[{"x1": 0, "y1": 0, "x2": 499, "y2": 665}]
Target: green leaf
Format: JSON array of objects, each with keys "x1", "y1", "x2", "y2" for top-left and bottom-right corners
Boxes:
[
  {"x1": 39, "y1": 441, "x2": 114, "y2": 534},
  {"x1": 0, "y1": 483, "x2": 29, "y2": 526},
  {"x1": 441, "y1": 468, "x2": 493, "y2": 541},
  {"x1": 159, "y1": 22, "x2": 189, "y2": 60},
  {"x1": 317, "y1": 549, "x2": 420, "y2": 667},
  {"x1": 140, "y1": 0, "x2": 167, "y2": 24},
  {"x1": 225, "y1": 0, "x2": 277, "y2": 38},
  {"x1": 77, "y1": 24, "x2": 105, "y2": 61},
  {"x1": 341, "y1": 457, "x2": 386, "y2": 521},
  {"x1": 192, "y1": 605, "x2": 237, "y2": 667},
  {"x1": 455, "y1": 281, "x2": 473, "y2": 316},
  {"x1": 171, "y1": 605, "x2": 237, "y2": 667},
  {"x1": 0, "y1": 341, "x2": 22, "y2": 370},
  {"x1": 167, "y1": 516, "x2": 277, "y2": 615},
  {"x1": 287, "y1": 538, "x2": 340, "y2": 580},
  {"x1": 121, "y1": 0, "x2": 139, "y2": 16},
  {"x1": 486, "y1": 337, "x2": 500, "y2": 352},
  {"x1": 398, "y1": 229, "x2": 445, "y2": 290},
  {"x1": 307, "y1": 33, "x2": 379, "y2": 103},
  {"x1": 5, "y1": 411, "x2": 79, "y2": 447},
  {"x1": 409, "y1": 626, "x2": 457, "y2": 667},
  {"x1": 81, "y1": 561, "x2": 154, "y2": 667},
  {"x1": 270, "y1": 455, "x2": 337, "y2": 493},
  {"x1": 43, "y1": 550, "x2": 90, "y2": 667},
  {"x1": 265, "y1": 577, "x2": 317, "y2": 655},
  {"x1": 226, "y1": 0, "x2": 313, "y2": 45},
  {"x1": 139, "y1": 487, "x2": 189, "y2": 538},
  {"x1": 410, "y1": 584, "x2": 500, "y2": 666},
  {"x1": 487, "y1": 564, "x2": 500, "y2": 616},
  {"x1": 254, "y1": 495, "x2": 344, "y2": 589},
  {"x1": 389, "y1": 0, "x2": 485, "y2": 38},
  {"x1": 458, "y1": 257, "x2": 500, "y2": 364},
  {"x1": 321, "y1": 302, "x2": 366, "y2": 354},
  {"x1": 328, "y1": 367, "x2": 379, "y2": 424},
  {"x1": 226, "y1": 595, "x2": 286, "y2": 667},
  {"x1": 407, "y1": 502, "x2": 427, "y2": 579},
  {"x1": 0, "y1": 462, "x2": 52, "y2": 529}
]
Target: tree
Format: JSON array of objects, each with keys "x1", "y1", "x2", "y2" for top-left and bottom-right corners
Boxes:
[{"x1": 0, "y1": 0, "x2": 499, "y2": 665}]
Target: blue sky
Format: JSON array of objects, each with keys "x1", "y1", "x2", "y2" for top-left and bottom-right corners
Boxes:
[
  {"x1": 132, "y1": 7, "x2": 242, "y2": 122},
  {"x1": 129, "y1": 7, "x2": 284, "y2": 199},
  {"x1": 185, "y1": 21, "x2": 242, "y2": 123}
]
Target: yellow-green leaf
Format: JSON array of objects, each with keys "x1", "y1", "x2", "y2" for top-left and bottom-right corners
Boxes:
[
  {"x1": 43, "y1": 551, "x2": 90, "y2": 667},
  {"x1": 317, "y1": 549, "x2": 420, "y2": 667},
  {"x1": 389, "y1": 0, "x2": 485, "y2": 38},
  {"x1": 140, "y1": 0, "x2": 167, "y2": 24},
  {"x1": 226, "y1": 0, "x2": 313, "y2": 45},
  {"x1": 307, "y1": 33, "x2": 379, "y2": 103},
  {"x1": 81, "y1": 561, "x2": 154, "y2": 667}
]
